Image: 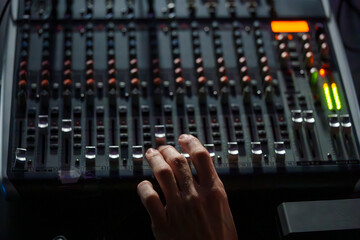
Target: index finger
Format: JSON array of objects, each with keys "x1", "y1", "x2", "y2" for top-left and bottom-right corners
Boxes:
[
  {"x1": 145, "y1": 148, "x2": 180, "y2": 203},
  {"x1": 178, "y1": 134, "x2": 219, "y2": 186}
]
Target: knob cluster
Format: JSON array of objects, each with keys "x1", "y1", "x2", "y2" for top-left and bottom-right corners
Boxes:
[
  {"x1": 211, "y1": 21, "x2": 228, "y2": 86},
  {"x1": 253, "y1": 21, "x2": 273, "y2": 101},
  {"x1": 17, "y1": 24, "x2": 31, "y2": 107},
  {"x1": 128, "y1": 22, "x2": 139, "y2": 88},
  {"x1": 63, "y1": 27, "x2": 72, "y2": 90},
  {"x1": 107, "y1": 22, "x2": 117, "y2": 90},
  {"x1": 190, "y1": 21, "x2": 206, "y2": 85},
  {"x1": 84, "y1": 23, "x2": 95, "y2": 92},
  {"x1": 232, "y1": 21, "x2": 250, "y2": 91},
  {"x1": 169, "y1": 22, "x2": 184, "y2": 86}
]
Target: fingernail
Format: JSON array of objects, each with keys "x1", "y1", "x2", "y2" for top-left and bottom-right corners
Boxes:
[
  {"x1": 179, "y1": 134, "x2": 189, "y2": 141},
  {"x1": 146, "y1": 148, "x2": 155, "y2": 155}
]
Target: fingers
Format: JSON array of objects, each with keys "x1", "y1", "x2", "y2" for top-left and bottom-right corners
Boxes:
[
  {"x1": 158, "y1": 145, "x2": 196, "y2": 195},
  {"x1": 178, "y1": 134, "x2": 218, "y2": 186},
  {"x1": 145, "y1": 148, "x2": 180, "y2": 202},
  {"x1": 137, "y1": 180, "x2": 166, "y2": 227}
]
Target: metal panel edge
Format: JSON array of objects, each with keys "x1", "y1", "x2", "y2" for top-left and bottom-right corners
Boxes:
[
  {"x1": 324, "y1": 0, "x2": 360, "y2": 145},
  {"x1": 0, "y1": 1, "x2": 19, "y2": 199}
]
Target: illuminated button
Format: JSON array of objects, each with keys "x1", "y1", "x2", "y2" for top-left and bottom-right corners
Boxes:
[{"x1": 310, "y1": 68, "x2": 318, "y2": 86}]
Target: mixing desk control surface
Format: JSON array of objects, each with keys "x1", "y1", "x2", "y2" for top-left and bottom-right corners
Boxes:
[{"x1": 1, "y1": 0, "x2": 360, "y2": 194}]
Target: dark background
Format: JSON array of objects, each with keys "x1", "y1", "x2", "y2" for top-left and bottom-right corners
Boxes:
[{"x1": 0, "y1": 1, "x2": 359, "y2": 239}]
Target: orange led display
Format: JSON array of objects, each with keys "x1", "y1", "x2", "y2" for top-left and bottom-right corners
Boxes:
[
  {"x1": 271, "y1": 21, "x2": 309, "y2": 33},
  {"x1": 319, "y1": 68, "x2": 326, "y2": 78}
]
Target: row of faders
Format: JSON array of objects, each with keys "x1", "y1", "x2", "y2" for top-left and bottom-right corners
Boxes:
[{"x1": 6, "y1": 1, "x2": 360, "y2": 191}]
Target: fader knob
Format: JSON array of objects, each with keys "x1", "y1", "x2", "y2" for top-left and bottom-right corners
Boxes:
[
  {"x1": 176, "y1": 87, "x2": 185, "y2": 105},
  {"x1": 63, "y1": 89, "x2": 72, "y2": 106},
  {"x1": 198, "y1": 86, "x2": 207, "y2": 105},
  {"x1": 220, "y1": 87, "x2": 229, "y2": 105},
  {"x1": 131, "y1": 88, "x2": 140, "y2": 107}
]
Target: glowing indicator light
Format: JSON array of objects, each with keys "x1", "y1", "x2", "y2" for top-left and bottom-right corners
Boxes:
[
  {"x1": 319, "y1": 68, "x2": 326, "y2": 78},
  {"x1": 323, "y1": 83, "x2": 333, "y2": 110},
  {"x1": 310, "y1": 68, "x2": 318, "y2": 86},
  {"x1": 331, "y1": 83, "x2": 342, "y2": 110},
  {"x1": 271, "y1": 21, "x2": 309, "y2": 33}
]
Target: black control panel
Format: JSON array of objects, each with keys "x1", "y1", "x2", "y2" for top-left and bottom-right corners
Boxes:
[{"x1": 2, "y1": 0, "x2": 360, "y2": 194}]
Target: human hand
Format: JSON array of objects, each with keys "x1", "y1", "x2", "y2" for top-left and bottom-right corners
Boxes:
[{"x1": 137, "y1": 134, "x2": 238, "y2": 240}]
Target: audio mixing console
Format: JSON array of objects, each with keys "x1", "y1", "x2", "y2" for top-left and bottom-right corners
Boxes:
[{"x1": 1, "y1": 0, "x2": 360, "y2": 195}]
